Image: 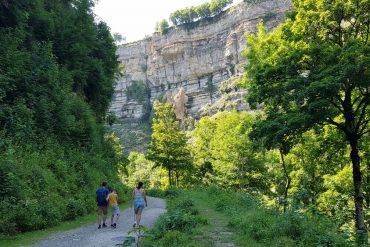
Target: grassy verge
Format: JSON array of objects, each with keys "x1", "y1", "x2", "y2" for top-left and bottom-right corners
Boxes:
[
  {"x1": 142, "y1": 189, "x2": 236, "y2": 247},
  {"x1": 0, "y1": 200, "x2": 130, "y2": 247},
  {"x1": 145, "y1": 187, "x2": 354, "y2": 247}
]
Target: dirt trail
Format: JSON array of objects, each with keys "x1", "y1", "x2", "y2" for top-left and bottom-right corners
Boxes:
[{"x1": 28, "y1": 197, "x2": 166, "y2": 247}]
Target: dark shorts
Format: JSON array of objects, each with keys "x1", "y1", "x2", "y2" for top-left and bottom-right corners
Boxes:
[{"x1": 97, "y1": 205, "x2": 108, "y2": 215}]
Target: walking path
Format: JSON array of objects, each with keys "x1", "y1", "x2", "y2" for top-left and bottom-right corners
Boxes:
[{"x1": 28, "y1": 197, "x2": 166, "y2": 247}]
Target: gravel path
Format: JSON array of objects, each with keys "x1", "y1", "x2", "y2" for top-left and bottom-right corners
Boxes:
[{"x1": 28, "y1": 197, "x2": 166, "y2": 247}]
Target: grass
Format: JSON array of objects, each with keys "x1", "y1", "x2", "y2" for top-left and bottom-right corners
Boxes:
[
  {"x1": 145, "y1": 187, "x2": 353, "y2": 247},
  {"x1": 143, "y1": 189, "x2": 238, "y2": 247},
  {"x1": 187, "y1": 190, "x2": 237, "y2": 246},
  {"x1": 0, "y1": 200, "x2": 130, "y2": 247}
]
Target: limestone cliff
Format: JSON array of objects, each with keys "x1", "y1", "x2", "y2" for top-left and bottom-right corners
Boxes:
[{"x1": 109, "y1": 0, "x2": 291, "y2": 151}]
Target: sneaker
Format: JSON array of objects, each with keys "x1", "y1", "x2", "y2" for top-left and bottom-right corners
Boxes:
[
  {"x1": 111, "y1": 224, "x2": 114, "y2": 227},
  {"x1": 133, "y1": 221, "x2": 137, "y2": 227},
  {"x1": 98, "y1": 225, "x2": 101, "y2": 229},
  {"x1": 102, "y1": 223, "x2": 107, "y2": 228},
  {"x1": 113, "y1": 223, "x2": 116, "y2": 228}
]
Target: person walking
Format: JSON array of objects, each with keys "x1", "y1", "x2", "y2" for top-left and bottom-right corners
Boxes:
[
  {"x1": 132, "y1": 181, "x2": 147, "y2": 227},
  {"x1": 96, "y1": 181, "x2": 109, "y2": 229},
  {"x1": 108, "y1": 189, "x2": 120, "y2": 228}
]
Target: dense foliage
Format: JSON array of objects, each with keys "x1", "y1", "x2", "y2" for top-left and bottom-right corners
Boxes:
[
  {"x1": 241, "y1": 0, "x2": 370, "y2": 242},
  {"x1": 169, "y1": 0, "x2": 233, "y2": 26},
  {"x1": 190, "y1": 111, "x2": 270, "y2": 191},
  {"x1": 126, "y1": 80, "x2": 149, "y2": 102},
  {"x1": 156, "y1": 19, "x2": 169, "y2": 35},
  {"x1": 0, "y1": 0, "x2": 124, "y2": 234},
  {"x1": 147, "y1": 102, "x2": 193, "y2": 187}
]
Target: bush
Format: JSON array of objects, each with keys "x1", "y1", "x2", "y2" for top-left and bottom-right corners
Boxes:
[
  {"x1": 146, "y1": 197, "x2": 207, "y2": 243},
  {"x1": 126, "y1": 80, "x2": 149, "y2": 102},
  {"x1": 146, "y1": 188, "x2": 166, "y2": 198},
  {"x1": 156, "y1": 19, "x2": 169, "y2": 34},
  {"x1": 228, "y1": 208, "x2": 352, "y2": 246},
  {"x1": 0, "y1": 139, "x2": 128, "y2": 235},
  {"x1": 65, "y1": 199, "x2": 86, "y2": 220}
]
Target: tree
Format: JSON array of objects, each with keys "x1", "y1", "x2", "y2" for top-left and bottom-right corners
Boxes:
[
  {"x1": 156, "y1": 19, "x2": 169, "y2": 35},
  {"x1": 191, "y1": 111, "x2": 269, "y2": 191},
  {"x1": 241, "y1": 0, "x2": 370, "y2": 242},
  {"x1": 147, "y1": 101, "x2": 192, "y2": 187}
]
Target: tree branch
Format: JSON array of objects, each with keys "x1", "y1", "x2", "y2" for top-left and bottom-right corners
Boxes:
[
  {"x1": 355, "y1": 98, "x2": 370, "y2": 131},
  {"x1": 329, "y1": 99, "x2": 345, "y2": 114},
  {"x1": 326, "y1": 118, "x2": 346, "y2": 132},
  {"x1": 354, "y1": 91, "x2": 369, "y2": 115},
  {"x1": 359, "y1": 118, "x2": 370, "y2": 136}
]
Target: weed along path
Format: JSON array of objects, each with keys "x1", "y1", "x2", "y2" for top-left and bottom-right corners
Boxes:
[{"x1": 28, "y1": 197, "x2": 166, "y2": 247}]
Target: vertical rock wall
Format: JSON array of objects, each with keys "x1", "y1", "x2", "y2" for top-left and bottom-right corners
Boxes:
[{"x1": 109, "y1": 0, "x2": 292, "y2": 121}]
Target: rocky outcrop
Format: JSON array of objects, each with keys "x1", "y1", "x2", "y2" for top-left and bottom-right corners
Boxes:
[{"x1": 109, "y1": 0, "x2": 292, "y2": 122}]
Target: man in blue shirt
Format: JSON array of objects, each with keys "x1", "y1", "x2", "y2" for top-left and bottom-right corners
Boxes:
[{"x1": 96, "y1": 181, "x2": 110, "y2": 229}]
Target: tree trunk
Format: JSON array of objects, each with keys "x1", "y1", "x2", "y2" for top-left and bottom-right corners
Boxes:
[
  {"x1": 347, "y1": 135, "x2": 368, "y2": 243},
  {"x1": 280, "y1": 149, "x2": 291, "y2": 213}
]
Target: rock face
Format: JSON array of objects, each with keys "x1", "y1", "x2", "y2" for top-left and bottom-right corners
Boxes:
[{"x1": 109, "y1": 0, "x2": 291, "y2": 123}]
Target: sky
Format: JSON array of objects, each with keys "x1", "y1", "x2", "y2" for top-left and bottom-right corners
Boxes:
[{"x1": 94, "y1": 0, "x2": 243, "y2": 43}]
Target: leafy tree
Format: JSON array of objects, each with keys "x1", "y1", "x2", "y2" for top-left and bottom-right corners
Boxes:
[
  {"x1": 0, "y1": 0, "x2": 124, "y2": 234},
  {"x1": 241, "y1": 0, "x2": 370, "y2": 241},
  {"x1": 169, "y1": 0, "x2": 232, "y2": 26},
  {"x1": 191, "y1": 111, "x2": 270, "y2": 192},
  {"x1": 147, "y1": 101, "x2": 193, "y2": 187},
  {"x1": 156, "y1": 19, "x2": 169, "y2": 35},
  {"x1": 126, "y1": 152, "x2": 166, "y2": 188}
]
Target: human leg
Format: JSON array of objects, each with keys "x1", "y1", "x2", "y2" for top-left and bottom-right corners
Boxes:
[
  {"x1": 102, "y1": 206, "x2": 108, "y2": 227},
  {"x1": 97, "y1": 206, "x2": 102, "y2": 228},
  {"x1": 136, "y1": 208, "x2": 143, "y2": 226}
]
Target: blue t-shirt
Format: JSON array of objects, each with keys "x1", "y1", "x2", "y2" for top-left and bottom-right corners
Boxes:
[{"x1": 96, "y1": 187, "x2": 109, "y2": 206}]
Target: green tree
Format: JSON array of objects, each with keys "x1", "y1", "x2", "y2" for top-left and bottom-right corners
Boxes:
[
  {"x1": 241, "y1": 0, "x2": 370, "y2": 241},
  {"x1": 147, "y1": 101, "x2": 192, "y2": 187},
  {"x1": 156, "y1": 19, "x2": 169, "y2": 34},
  {"x1": 0, "y1": 0, "x2": 124, "y2": 234},
  {"x1": 191, "y1": 111, "x2": 269, "y2": 192}
]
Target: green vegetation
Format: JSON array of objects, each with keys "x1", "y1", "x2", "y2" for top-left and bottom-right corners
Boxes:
[
  {"x1": 156, "y1": 19, "x2": 170, "y2": 35},
  {"x1": 126, "y1": 80, "x2": 149, "y2": 102},
  {"x1": 2, "y1": 0, "x2": 370, "y2": 245},
  {"x1": 147, "y1": 102, "x2": 193, "y2": 187},
  {"x1": 169, "y1": 0, "x2": 233, "y2": 26},
  {"x1": 0, "y1": 0, "x2": 125, "y2": 236},
  {"x1": 129, "y1": 107, "x2": 369, "y2": 244},
  {"x1": 191, "y1": 111, "x2": 269, "y2": 190},
  {"x1": 241, "y1": 0, "x2": 370, "y2": 243},
  {"x1": 143, "y1": 188, "x2": 352, "y2": 247}
]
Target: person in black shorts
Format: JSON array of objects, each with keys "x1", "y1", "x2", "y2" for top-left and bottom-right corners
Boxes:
[{"x1": 96, "y1": 181, "x2": 110, "y2": 229}]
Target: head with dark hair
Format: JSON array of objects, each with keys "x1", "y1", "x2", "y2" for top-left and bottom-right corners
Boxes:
[
  {"x1": 137, "y1": 182, "x2": 143, "y2": 189},
  {"x1": 102, "y1": 181, "x2": 107, "y2": 187}
]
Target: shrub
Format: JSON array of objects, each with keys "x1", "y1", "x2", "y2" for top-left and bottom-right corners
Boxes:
[
  {"x1": 126, "y1": 80, "x2": 148, "y2": 102},
  {"x1": 146, "y1": 188, "x2": 166, "y2": 198},
  {"x1": 65, "y1": 199, "x2": 86, "y2": 220},
  {"x1": 156, "y1": 19, "x2": 169, "y2": 34}
]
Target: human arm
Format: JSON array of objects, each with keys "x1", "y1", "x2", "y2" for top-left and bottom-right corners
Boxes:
[{"x1": 143, "y1": 190, "x2": 147, "y2": 207}]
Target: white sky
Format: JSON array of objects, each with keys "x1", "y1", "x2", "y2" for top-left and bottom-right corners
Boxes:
[{"x1": 94, "y1": 0, "x2": 243, "y2": 43}]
